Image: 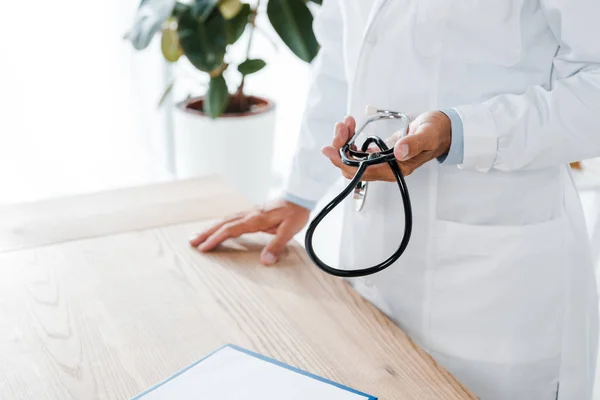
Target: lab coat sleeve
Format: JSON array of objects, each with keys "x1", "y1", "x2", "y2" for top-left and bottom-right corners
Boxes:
[
  {"x1": 454, "y1": 0, "x2": 600, "y2": 172},
  {"x1": 281, "y1": 0, "x2": 348, "y2": 203}
]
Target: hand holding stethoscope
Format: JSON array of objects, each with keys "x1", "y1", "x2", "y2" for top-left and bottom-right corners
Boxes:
[
  {"x1": 321, "y1": 108, "x2": 452, "y2": 183},
  {"x1": 305, "y1": 107, "x2": 453, "y2": 278}
]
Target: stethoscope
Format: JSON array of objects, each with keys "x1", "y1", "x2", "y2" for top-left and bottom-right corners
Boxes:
[{"x1": 304, "y1": 108, "x2": 413, "y2": 278}]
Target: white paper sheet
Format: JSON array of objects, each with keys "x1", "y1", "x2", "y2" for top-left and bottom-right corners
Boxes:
[{"x1": 133, "y1": 345, "x2": 375, "y2": 400}]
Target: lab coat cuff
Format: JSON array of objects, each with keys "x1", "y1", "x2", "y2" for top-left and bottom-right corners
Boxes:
[
  {"x1": 453, "y1": 104, "x2": 498, "y2": 172},
  {"x1": 437, "y1": 109, "x2": 464, "y2": 165},
  {"x1": 282, "y1": 173, "x2": 330, "y2": 208},
  {"x1": 281, "y1": 192, "x2": 317, "y2": 211}
]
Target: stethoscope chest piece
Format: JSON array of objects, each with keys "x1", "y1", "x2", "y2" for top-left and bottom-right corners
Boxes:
[
  {"x1": 353, "y1": 181, "x2": 368, "y2": 212},
  {"x1": 304, "y1": 109, "x2": 414, "y2": 278}
]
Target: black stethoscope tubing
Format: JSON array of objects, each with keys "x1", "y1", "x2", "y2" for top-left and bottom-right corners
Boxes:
[{"x1": 304, "y1": 115, "x2": 413, "y2": 278}]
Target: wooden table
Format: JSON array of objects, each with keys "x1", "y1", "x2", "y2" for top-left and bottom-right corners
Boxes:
[{"x1": 0, "y1": 177, "x2": 476, "y2": 400}]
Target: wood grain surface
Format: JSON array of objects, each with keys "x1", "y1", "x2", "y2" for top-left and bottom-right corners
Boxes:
[
  {"x1": 0, "y1": 176, "x2": 248, "y2": 254},
  {"x1": 0, "y1": 177, "x2": 476, "y2": 400}
]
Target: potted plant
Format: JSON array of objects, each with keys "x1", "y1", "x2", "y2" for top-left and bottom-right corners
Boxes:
[{"x1": 125, "y1": 0, "x2": 321, "y2": 202}]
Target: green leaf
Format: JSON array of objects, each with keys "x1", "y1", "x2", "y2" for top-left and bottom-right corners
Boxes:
[
  {"x1": 127, "y1": 0, "x2": 176, "y2": 50},
  {"x1": 192, "y1": 0, "x2": 219, "y2": 22},
  {"x1": 267, "y1": 0, "x2": 320, "y2": 63},
  {"x1": 161, "y1": 26, "x2": 183, "y2": 62},
  {"x1": 177, "y1": 8, "x2": 227, "y2": 72},
  {"x1": 219, "y1": 0, "x2": 243, "y2": 19},
  {"x1": 237, "y1": 59, "x2": 266, "y2": 76},
  {"x1": 171, "y1": 1, "x2": 191, "y2": 18},
  {"x1": 307, "y1": 0, "x2": 321, "y2": 4},
  {"x1": 224, "y1": 3, "x2": 250, "y2": 45},
  {"x1": 204, "y1": 75, "x2": 230, "y2": 118}
]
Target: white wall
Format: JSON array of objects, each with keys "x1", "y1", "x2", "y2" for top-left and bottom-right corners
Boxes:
[{"x1": 0, "y1": 0, "x2": 311, "y2": 204}]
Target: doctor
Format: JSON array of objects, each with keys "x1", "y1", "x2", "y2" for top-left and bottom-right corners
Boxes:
[{"x1": 190, "y1": 0, "x2": 600, "y2": 398}]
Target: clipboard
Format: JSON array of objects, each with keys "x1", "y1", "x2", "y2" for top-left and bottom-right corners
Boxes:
[{"x1": 131, "y1": 344, "x2": 377, "y2": 399}]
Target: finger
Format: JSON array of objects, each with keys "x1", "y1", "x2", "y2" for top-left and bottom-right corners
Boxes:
[
  {"x1": 190, "y1": 212, "x2": 244, "y2": 247},
  {"x1": 198, "y1": 219, "x2": 259, "y2": 252},
  {"x1": 407, "y1": 119, "x2": 420, "y2": 136},
  {"x1": 386, "y1": 125, "x2": 409, "y2": 148},
  {"x1": 264, "y1": 227, "x2": 278, "y2": 235},
  {"x1": 261, "y1": 220, "x2": 297, "y2": 265},
  {"x1": 384, "y1": 135, "x2": 398, "y2": 149},
  {"x1": 366, "y1": 144, "x2": 380, "y2": 153},
  {"x1": 323, "y1": 146, "x2": 354, "y2": 172},
  {"x1": 342, "y1": 170, "x2": 355, "y2": 180},
  {"x1": 332, "y1": 122, "x2": 351, "y2": 149},
  {"x1": 343, "y1": 116, "x2": 356, "y2": 134},
  {"x1": 394, "y1": 124, "x2": 434, "y2": 161},
  {"x1": 321, "y1": 146, "x2": 345, "y2": 169},
  {"x1": 394, "y1": 140, "x2": 412, "y2": 161},
  {"x1": 322, "y1": 145, "x2": 360, "y2": 179}
]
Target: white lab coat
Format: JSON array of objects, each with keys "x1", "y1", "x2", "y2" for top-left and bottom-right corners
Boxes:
[{"x1": 284, "y1": 0, "x2": 600, "y2": 398}]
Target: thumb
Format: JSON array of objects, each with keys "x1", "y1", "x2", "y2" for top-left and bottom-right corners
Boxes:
[
  {"x1": 261, "y1": 220, "x2": 295, "y2": 265},
  {"x1": 321, "y1": 145, "x2": 339, "y2": 159},
  {"x1": 394, "y1": 124, "x2": 430, "y2": 161}
]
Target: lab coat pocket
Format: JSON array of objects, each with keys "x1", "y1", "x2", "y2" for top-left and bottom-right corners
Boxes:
[
  {"x1": 429, "y1": 216, "x2": 568, "y2": 364},
  {"x1": 414, "y1": 0, "x2": 524, "y2": 66}
]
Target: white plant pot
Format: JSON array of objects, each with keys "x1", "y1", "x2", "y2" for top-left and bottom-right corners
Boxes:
[{"x1": 172, "y1": 96, "x2": 276, "y2": 204}]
